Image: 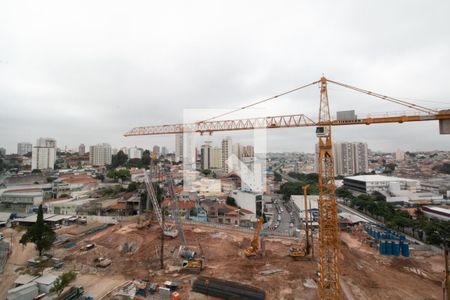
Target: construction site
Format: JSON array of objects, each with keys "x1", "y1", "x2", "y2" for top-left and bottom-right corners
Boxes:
[
  {"x1": 36, "y1": 215, "x2": 441, "y2": 300},
  {"x1": 1, "y1": 76, "x2": 449, "y2": 300}
]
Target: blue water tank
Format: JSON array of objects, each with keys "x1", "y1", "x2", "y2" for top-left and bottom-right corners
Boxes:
[
  {"x1": 399, "y1": 234, "x2": 406, "y2": 241},
  {"x1": 401, "y1": 243, "x2": 410, "y2": 257},
  {"x1": 385, "y1": 241, "x2": 393, "y2": 255},
  {"x1": 393, "y1": 241, "x2": 400, "y2": 256},
  {"x1": 379, "y1": 240, "x2": 386, "y2": 255}
]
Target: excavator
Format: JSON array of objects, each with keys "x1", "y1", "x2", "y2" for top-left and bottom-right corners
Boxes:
[{"x1": 244, "y1": 216, "x2": 264, "y2": 257}]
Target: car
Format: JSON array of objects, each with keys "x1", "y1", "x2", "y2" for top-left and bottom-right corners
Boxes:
[{"x1": 80, "y1": 243, "x2": 96, "y2": 252}]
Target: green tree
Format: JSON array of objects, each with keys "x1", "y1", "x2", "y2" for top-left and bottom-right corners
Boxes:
[
  {"x1": 107, "y1": 169, "x2": 131, "y2": 181},
  {"x1": 335, "y1": 187, "x2": 353, "y2": 199},
  {"x1": 96, "y1": 174, "x2": 105, "y2": 182},
  {"x1": 226, "y1": 196, "x2": 237, "y2": 207},
  {"x1": 141, "y1": 150, "x2": 151, "y2": 167},
  {"x1": 126, "y1": 158, "x2": 143, "y2": 168},
  {"x1": 50, "y1": 271, "x2": 77, "y2": 295},
  {"x1": 273, "y1": 172, "x2": 282, "y2": 182},
  {"x1": 111, "y1": 150, "x2": 128, "y2": 168},
  {"x1": 127, "y1": 181, "x2": 138, "y2": 192},
  {"x1": 433, "y1": 163, "x2": 450, "y2": 175},
  {"x1": 46, "y1": 177, "x2": 56, "y2": 183},
  {"x1": 200, "y1": 169, "x2": 211, "y2": 176},
  {"x1": 20, "y1": 205, "x2": 56, "y2": 256}
]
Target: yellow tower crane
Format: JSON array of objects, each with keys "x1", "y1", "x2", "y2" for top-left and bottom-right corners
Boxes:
[{"x1": 125, "y1": 77, "x2": 450, "y2": 299}]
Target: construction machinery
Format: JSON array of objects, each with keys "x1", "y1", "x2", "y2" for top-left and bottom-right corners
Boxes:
[
  {"x1": 143, "y1": 172, "x2": 178, "y2": 238},
  {"x1": 126, "y1": 77, "x2": 450, "y2": 299},
  {"x1": 244, "y1": 216, "x2": 264, "y2": 257},
  {"x1": 165, "y1": 170, "x2": 203, "y2": 273},
  {"x1": 289, "y1": 185, "x2": 311, "y2": 259}
]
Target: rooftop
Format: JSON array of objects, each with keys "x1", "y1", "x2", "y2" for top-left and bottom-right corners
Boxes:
[{"x1": 345, "y1": 175, "x2": 418, "y2": 183}]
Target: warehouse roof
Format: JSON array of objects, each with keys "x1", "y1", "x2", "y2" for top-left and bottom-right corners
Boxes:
[{"x1": 345, "y1": 175, "x2": 418, "y2": 183}]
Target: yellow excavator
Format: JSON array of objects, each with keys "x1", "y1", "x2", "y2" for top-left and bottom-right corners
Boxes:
[{"x1": 244, "y1": 216, "x2": 264, "y2": 257}]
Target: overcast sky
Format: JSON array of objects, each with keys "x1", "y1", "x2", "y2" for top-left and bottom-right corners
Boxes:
[{"x1": 1, "y1": 1, "x2": 449, "y2": 154}]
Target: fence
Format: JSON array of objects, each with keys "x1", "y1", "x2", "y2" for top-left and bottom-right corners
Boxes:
[{"x1": 182, "y1": 219, "x2": 295, "y2": 239}]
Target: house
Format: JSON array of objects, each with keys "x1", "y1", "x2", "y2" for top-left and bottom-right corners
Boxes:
[
  {"x1": 0, "y1": 212, "x2": 12, "y2": 227},
  {"x1": 161, "y1": 198, "x2": 196, "y2": 218},
  {"x1": 189, "y1": 207, "x2": 208, "y2": 222},
  {"x1": 14, "y1": 274, "x2": 39, "y2": 287},
  {"x1": 217, "y1": 204, "x2": 254, "y2": 227},
  {"x1": 200, "y1": 198, "x2": 219, "y2": 223}
]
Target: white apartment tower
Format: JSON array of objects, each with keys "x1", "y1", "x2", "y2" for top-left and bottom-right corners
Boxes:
[
  {"x1": 175, "y1": 133, "x2": 183, "y2": 162},
  {"x1": 128, "y1": 146, "x2": 143, "y2": 159},
  {"x1": 200, "y1": 142, "x2": 212, "y2": 170},
  {"x1": 153, "y1": 145, "x2": 160, "y2": 156},
  {"x1": 334, "y1": 142, "x2": 368, "y2": 176},
  {"x1": 89, "y1": 143, "x2": 112, "y2": 166},
  {"x1": 32, "y1": 138, "x2": 57, "y2": 170},
  {"x1": 222, "y1": 137, "x2": 232, "y2": 173},
  {"x1": 17, "y1": 142, "x2": 32, "y2": 155},
  {"x1": 161, "y1": 146, "x2": 168, "y2": 156},
  {"x1": 211, "y1": 147, "x2": 223, "y2": 169},
  {"x1": 79, "y1": 144, "x2": 85, "y2": 156},
  {"x1": 315, "y1": 142, "x2": 368, "y2": 176}
]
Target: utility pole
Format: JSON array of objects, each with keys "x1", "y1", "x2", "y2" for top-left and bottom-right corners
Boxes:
[
  {"x1": 160, "y1": 207, "x2": 165, "y2": 270},
  {"x1": 303, "y1": 185, "x2": 310, "y2": 255}
]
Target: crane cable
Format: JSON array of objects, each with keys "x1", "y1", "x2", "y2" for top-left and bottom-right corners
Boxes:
[
  {"x1": 326, "y1": 79, "x2": 438, "y2": 114},
  {"x1": 198, "y1": 80, "x2": 320, "y2": 123}
]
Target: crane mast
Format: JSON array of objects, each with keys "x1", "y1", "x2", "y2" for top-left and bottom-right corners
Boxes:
[
  {"x1": 317, "y1": 77, "x2": 340, "y2": 299},
  {"x1": 126, "y1": 77, "x2": 450, "y2": 300}
]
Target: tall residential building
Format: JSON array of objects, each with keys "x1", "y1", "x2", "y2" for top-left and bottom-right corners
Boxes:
[
  {"x1": 353, "y1": 142, "x2": 368, "y2": 174},
  {"x1": 222, "y1": 137, "x2": 232, "y2": 173},
  {"x1": 395, "y1": 149, "x2": 405, "y2": 161},
  {"x1": 242, "y1": 145, "x2": 254, "y2": 157},
  {"x1": 232, "y1": 143, "x2": 242, "y2": 160},
  {"x1": 175, "y1": 133, "x2": 183, "y2": 162},
  {"x1": 211, "y1": 147, "x2": 223, "y2": 169},
  {"x1": 32, "y1": 138, "x2": 57, "y2": 170},
  {"x1": 161, "y1": 146, "x2": 168, "y2": 156},
  {"x1": 200, "y1": 142, "x2": 212, "y2": 170},
  {"x1": 128, "y1": 146, "x2": 143, "y2": 159},
  {"x1": 153, "y1": 145, "x2": 160, "y2": 156},
  {"x1": 17, "y1": 142, "x2": 32, "y2": 155},
  {"x1": 89, "y1": 143, "x2": 112, "y2": 166},
  {"x1": 334, "y1": 142, "x2": 368, "y2": 176},
  {"x1": 78, "y1": 144, "x2": 85, "y2": 156}
]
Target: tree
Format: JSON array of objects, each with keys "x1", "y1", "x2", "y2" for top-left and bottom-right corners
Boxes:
[
  {"x1": 20, "y1": 205, "x2": 56, "y2": 256},
  {"x1": 50, "y1": 271, "x2": 77, "y2": 295},
  {"x1": 273, "y1": 172, "x2": 282, "y2": 182},
  {"x1": 141, "y1": 150, "x2": 151, "y2": 167},
  {"x1": 226, "y1": 196, "x2": 237, "y2": 207},
  {"x1": 126, "y1": 158, "x2": 143, "y2": 168},
  {"x1": 433, "y1": 163, "x2": 450, "y2": 175},
  {"x1": 200, "y1": 169, "x2": 211, "y2": 176},
  {"x1": 107, "y1": 169, "x2": 131, "y2": 181},
  {"x1": 111, "y1": 150, "x2": 128, "y2": 168},
  {"x1": 31, "y1": 169, "x2": 42, "y2": 174},
  {"x1": 127, "y1": 181, "x2": 138, "y2": 192},
  {"x1": 46, "y1": 177, "x2": 56, "y2": 183},
  {"x1": 96, "y1": 174, "x2": 105, "y2": 182}
]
